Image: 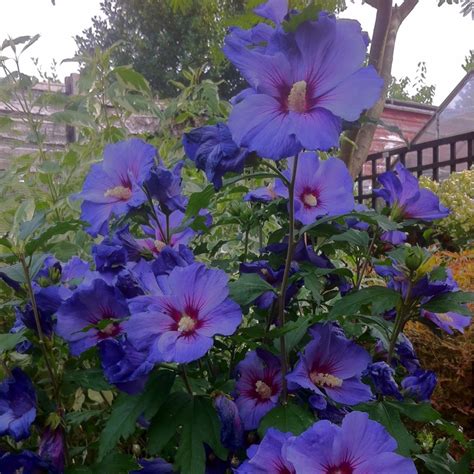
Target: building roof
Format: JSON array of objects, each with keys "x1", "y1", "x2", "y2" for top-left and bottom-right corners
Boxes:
[{"x1": 412, "y1": 70, "x2": 474, "y2": 144}]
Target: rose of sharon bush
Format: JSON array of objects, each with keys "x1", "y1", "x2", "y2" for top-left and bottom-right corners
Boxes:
[
  {"x1": 125, "y1": 263, "x2": 242, "y2": 363},
  {"x1": 1, "y1": 0, "x2": 472, "y2": 471}
]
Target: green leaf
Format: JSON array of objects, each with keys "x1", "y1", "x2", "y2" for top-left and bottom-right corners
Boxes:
[
  {"x1": 26, "y1": 221, "x2": 81, "y2": 254},
  {"x1": 149, "y1": 394, "x2": 227, "y2": 474},
  {"x1": 332, "y1": 229, "x2": 370, "y2": 248},
  {"x1": 0, "y1": 262, "x2": 25, "y2": 284},
  {"x1": 29, "y1": 254, "x2": 48, "y2": 280},
  {"x1": 0, "y1": 237, "x2": 12, "y2": 250},
  {"x1": 93, "y1": 452, "x2": 139, "y2": 474},
  {"x1": 19, "y1": 212, "x2": 46, "y2": 241},
  {"x1": 281, "y1": 317, "x2": 310, "y2": 351},
  {"x1": 258, "y1": 403, "x2": 314, "y2": 437},
  {"x1": 113, "y1": 66, "x2": 151, "y2": 94},
  {"x1": 63, "y1": 368, "x2": 112, "y2": 392},
  {"x1": 329, "y1": 286, "x2": 402, "y2": 319},
  {"x1": 356, "y1": 402, "x2": 420, "y2": 456},
  {"x1": 304, "y1": 272, "x2": 324, "y2": 304},
  {"x1": 148, "y1": 391, "x2": 192, "y2": 454},
  {"x1": 65, "y1": 409, "x2": 102, "y2": 425},
  {"x1": 20, "y1": 34, "x2": 40, "y2": 53},
  {"x1": 0, "y1": 330, "x2": 26, "y2": 354},
  {"x1": 0, "y1": 254, "x2": 47, "y2": 284},
  {"x1": 422, "y1": 292, "x2": 474, "y2": 315},
  {"x1": 49, "y1": 241, "x2": 83, "y2": 261},
  {"x1": 175, "y1": 396, "x2": 227, "y2": 474},
  {"x1": 384, "y1": 400, "x2": 441, "y2": 422},
  {"x1": 185, "y1": 185, "x2": 214, "y2": 218},
  {"x1": 0, "y1": 116, "x2": 13, "y2": 131},
  {"x1": 416, "y1": 453, "x2": 455, "y2": 474},
  {"x1": 98, "y1": 370, "x2": 175, "y2": 460},
  {"x1": 51, "y1": 110, "x2": 96, "y2": 129},
  {"x1": 229, "y1": 273, "x2": 275, "y2": 306},
  {"x1": 222, "y1": 172, "x2": 280, "y2": 187},
  {"x1": 283, "y1": 4, "x2": 321, "y2": 32}
]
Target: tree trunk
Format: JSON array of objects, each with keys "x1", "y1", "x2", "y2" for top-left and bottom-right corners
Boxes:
[{"x1": 341, "y1": 0, "x2": 419, "y2": 178}]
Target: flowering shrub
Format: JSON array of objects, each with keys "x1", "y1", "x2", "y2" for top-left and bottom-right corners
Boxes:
[
  {"x1": 420, "y1": 170, "x2": 474, "y2": 247},
  {"x1": 0, "y1": 1, "x2": 472, "y2": 473}
]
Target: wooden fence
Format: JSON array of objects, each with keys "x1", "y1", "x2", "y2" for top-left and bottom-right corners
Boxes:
[
  {"x1": 355, "y1": 131, "x2": 474, "y2": 206},
  {"x1": 0, "y1": 74, "x2": 160, "y2": 169}
]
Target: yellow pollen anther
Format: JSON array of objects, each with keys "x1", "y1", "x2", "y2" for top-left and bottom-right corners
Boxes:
[
  {"x1": 260, "y1": 268, "x2": 270, "y2": 278},
  {"x1": 288, "y1": 80, "x2": 307, "y2": 113},
  {"x1": 101, "y1": 323, "x2": 117, "y2": 336},
  {"x1": 255, "y1": 380, "x2": 272, "y2": 399},
  {"x1": 104, "y1": 185, "x2": 132, "y2": 200},
  {"x1": 310, "y1": 372, "x2": 343, "y2": 388},
  {"x1": 178, "y1": 315, "x2": 196, "y2": 333},
  {"x1": 437, "y1": 313, "x2": 454, "y2": 323},
  {"x1": 303, "y1": 193, "x2": 318, "y2": 207},
  {"x1": 154, "y1": 240, "x2": 167, "y2": 252}
]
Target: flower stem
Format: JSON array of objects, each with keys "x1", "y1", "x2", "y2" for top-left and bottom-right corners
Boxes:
[
  {"x1": 259, "y1": 160, "x2": 289, "y2": 186},
  {"x1": 277, "y1": 155, "x2": 299, "y2": 404},
  {"x1": 19, "y1": 255, "x2": 60, "y2": 398},
  {"x1": 355, "y1": 231, "x2": 377, "y2": 290},
  {"x1": 387, "y1": 281, "x2": 413, "y2": 363},
  {"x1": 181, "y1": 365, "x2": 193, "y2": 395},
  {"x1": 243, "y1": 227, "x2": 249, "y2": 262},
  {"x1": 143, "y1": 187, "x2": 169, "y2": 244}
]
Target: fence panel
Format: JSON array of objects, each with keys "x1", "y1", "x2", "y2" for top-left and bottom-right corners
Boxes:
[{"x1": 355, "y1": 131, "x2": 474, "y2": 204}]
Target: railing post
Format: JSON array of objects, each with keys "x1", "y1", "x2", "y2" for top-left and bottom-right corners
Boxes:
[
  {"x1": 371, "y1": 158, "x2": 377, "y2": 208},
  {"x1": 468, "y1": 138, "x2": 473, "y2": 170},
  {"x1": 432, "y1": 146, "x2": 439, "y2": 181},
  {"x1": 416, "y1": 149, "x2": 423, "y2": 177},
  {"x1": 450, "y1": 142, "x2": 456, "y2": 173},
  {"x1": 357, "y1": 174, "x2": 363, "y2": 204}
]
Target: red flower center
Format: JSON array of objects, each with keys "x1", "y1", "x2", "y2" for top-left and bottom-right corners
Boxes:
[
  {"x1": 98, "y1": 322, "x2": 122, "y2": 340},
  {"x1": 326, "y1": 462, "x2": 353, "y2": 474}
]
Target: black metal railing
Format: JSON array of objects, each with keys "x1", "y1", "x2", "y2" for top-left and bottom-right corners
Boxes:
[{"x1": 356, "y1": 131, "x2": 474, "y2": 206}]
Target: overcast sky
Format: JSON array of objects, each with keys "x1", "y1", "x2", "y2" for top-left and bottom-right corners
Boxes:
[{"x1": 0, "y1": 0, "x2": 472, "y2": 105}]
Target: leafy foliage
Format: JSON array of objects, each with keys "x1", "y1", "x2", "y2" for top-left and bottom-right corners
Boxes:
[
  {"x1": 0, "y1": 8, "x2": 472, "y2": 471},
  {"x1": 388, "y1": 61, "x2": 436, "y2": 105},
  {"x1": 420, "y1": 170, "x2": 474, "y2": 248}
]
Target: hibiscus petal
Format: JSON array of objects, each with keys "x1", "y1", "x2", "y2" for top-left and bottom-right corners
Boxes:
[
  {"x1": 296, "y1": 14, "x2": 369, "y2": 95},
  {"x1": 316, "y1": 66, "x2": 383, "y2": 121},
  {"x1": 289, "y1": 108, "x2": 342, "y2": 151},
  {"x1": 228, "y1": 94, "x2": 302, "y2": 160},
  {"x1": 158, "y1": 331, "x2": 213, "y2": 364},
  {"x1": 198, "y1": 298, "x2": 242, "y2": 337}
]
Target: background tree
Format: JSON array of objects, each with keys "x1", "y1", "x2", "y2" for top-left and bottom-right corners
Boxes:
[
  {"x1": 340, "y1": 0, "x2": 473, "y2": 178},
  {"x1": 387, "y1": 61, "x2": 436, "y2": 104},
  {"x1": 462, "y1": 49, "x2": 474, "y2": 72},
  {"x1": 75, "y1": 0, "x2": 248, "y2": 99},
  {"x1": 75, "y1": 0, "x2": 346, "y2": 99}
]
